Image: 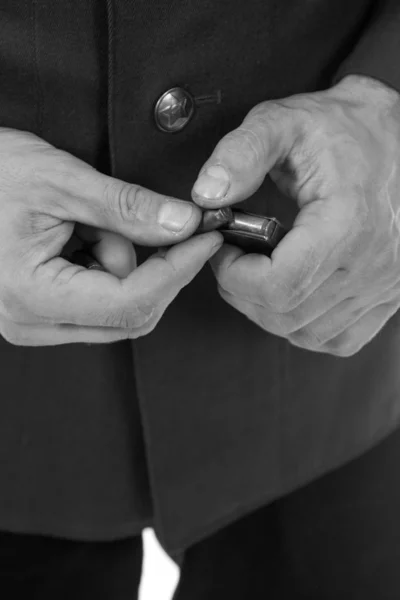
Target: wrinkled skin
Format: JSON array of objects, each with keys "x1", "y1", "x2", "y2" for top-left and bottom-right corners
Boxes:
[
  {"x1": 192, "y1": 75, "x2": 400, "y2": 357},
  {"x1": 0, "y1": 130, "x2": 222, "y2": 346}
]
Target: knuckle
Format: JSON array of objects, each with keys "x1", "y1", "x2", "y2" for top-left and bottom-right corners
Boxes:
[
  {"x1": 0, "y1": 289, "x2": 17, "y2": 322},
  {"x1": 104, "y1": 181, "x2": 152, "y2": 223},
  {"x1": 130, "y1": 305, "x2": 155, "y2": 329},
  {"x1": 288, "y1": 326, "x2": 324, "y2": 350},
  {"x1": 0, "y1": 285, "x2": 30, "y2": 324},
  {"x1": 302, "y1": 110, "x2": 328, "y2": 137},
  {"x1": 219, "y1": 126, "x2": 263, "y2": 172},
  {"x1": 127, "y1": 311, "x2": 160, "y2": 338},
  {"x1": 102, "y1": 310, "x2": 129, "y2": 329},
  {"x1": 0, "y1": 320, "x2": 26, "y2": 346},
  {"x1": 19, "y1": 209, "x2": 60, "y2": 237},
  {"x1": 261, "y1": 269, "x2": 310, "y2": 312},
  {"x1": 258, "y1": 312, "x2": 281, "y2": 337},
  {"x1": 329, "y1": 346, "x2": 357, "y2": 358},
  {"x1": 325, "y1": 339, "x2": 359, "y2": 358},
  {"x1": 104, "y1": 302, "x2": 155, "y2": 330},
  {"x1": 217, "y1": 284, "x2": 230, "y2": 305},
  {"x1": 287, "y1": 334, "x2": 312, "y2": 352},
  {"x1": 275, "y1": 313, "x2": 298, "y2": 336},
  {"x1": 275, "y1": 296, "x2": 294, "y2": 313},
  {"x1": 255, "y1": 304, "x2": 294, "y2": 337},
  {"x1": 247, "y1": 100, "x2": 292, "y2": 128},
  {"x1": 261, "y1": 285, "x2": 293, "y2": 313},
  {"x1": 246, "y1": 101, "x2": 268, "y2": 120},
  {"x1": 216, "y1": 274, "x2": 234, "y2": 297},
  {"x1": 287, "y1": 97, "x2": 330, "y2": 134}
]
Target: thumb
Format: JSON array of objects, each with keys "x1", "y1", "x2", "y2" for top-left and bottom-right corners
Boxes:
[
  {"x1": 50, "y1": 158, "x2": 202, "y2": 246},
  {"x1": 191, "y1": 101, "x2": 299, "y2": 208}
]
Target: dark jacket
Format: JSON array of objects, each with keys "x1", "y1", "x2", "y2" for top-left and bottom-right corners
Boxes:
[{"x1": 0, "y1": 0, "x2": 399, "y2": 554}]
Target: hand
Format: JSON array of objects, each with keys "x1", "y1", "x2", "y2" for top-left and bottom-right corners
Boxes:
[
  {"x1": 0, "y1": 129, "x2": 222, "y2": 346},
  {"x1": 191, "y1": 75, "x2": 400, "y2": 357}
]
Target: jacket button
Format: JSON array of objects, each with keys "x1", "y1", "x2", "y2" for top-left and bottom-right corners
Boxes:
[{"x1": 154, "y1": 87, "x2": 195, "y2": 133}]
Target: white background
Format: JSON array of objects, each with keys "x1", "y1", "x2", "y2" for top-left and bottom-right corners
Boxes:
[{"x1": 139, "y1": 528, "x2": 180, "y2": 600}]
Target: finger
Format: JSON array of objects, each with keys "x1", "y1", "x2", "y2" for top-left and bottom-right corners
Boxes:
[
  {"x1": 312, "y1": 302, "x2": 399, "y2": 357},
  {"x1": 288, "y1": 283, "x2": 400, "y2": 348},
  {"x1": 216, "y1": 286, "x2": 360, "y2": 343},
  {"x1": 216, "y1": 285, "x2": 262, "y2": 327},
  {"x1": 212, "y1": 196, "x2": 358, "y2": 313},
  {"x1": 191, "y1": 101, "x2": 299, "y2": 207},
  {"x1": 211, "y1": 245, "x2": 299, "y2": 310},
  {"x1": 0, "y1": 319, "x2": 136, "y2": 346},
  {"x1": 210, "y1": 243, "x2": 262, "y2": 302},
  {"x1": 216, "y1": 291, "x2": 398, "y2": 359},
  {"x1": 265, "y1": 261, "x2": 400, "y2": 336},
  {"x1": 42, "y1": 159, "x2": 202, "y2": 245},
  {"x1": 256, "y1": 272, "x2": 356, "y2": 335},
  {"x1": 76, "y1": 225, "x2": 137, "y2": 277},
  {"x1": 288, "y1": 299, "x2": 371, "y2": 349},
  {"x1": 266, "y1": 195, "x2": 365, "y2": 310},
  {"x1": 217, "y1": 262, "x2": 400, "y2": 347},
  {"x1": 30, "y1": 231, "x2": 223, "y2": 327}
]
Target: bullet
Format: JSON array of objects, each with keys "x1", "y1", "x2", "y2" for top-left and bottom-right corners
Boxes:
[{"x1": 197, "y1": 207, "x2": 234, "y2": 233}]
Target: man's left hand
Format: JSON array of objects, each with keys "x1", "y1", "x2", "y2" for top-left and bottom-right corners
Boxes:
[{"x1": 191, "y1": 75, "x2": 400, "y2": 357}]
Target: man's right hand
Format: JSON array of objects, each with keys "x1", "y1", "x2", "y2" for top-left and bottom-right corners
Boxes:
[{"x1": 0, "y1": 129, "x2": 222, "y2": 346}]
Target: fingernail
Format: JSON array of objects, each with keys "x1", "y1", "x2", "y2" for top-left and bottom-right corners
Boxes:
[
  {"x1": 193, "y1": 165, "x2": 230, "y2": 201},
  {"x1": 158, "y1": 200, "x2": 194, "y2": 232}
]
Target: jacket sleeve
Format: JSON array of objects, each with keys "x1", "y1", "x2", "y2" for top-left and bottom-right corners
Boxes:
[{"x1": 333, "y1": 0, "x2": 400, "y2": 93}]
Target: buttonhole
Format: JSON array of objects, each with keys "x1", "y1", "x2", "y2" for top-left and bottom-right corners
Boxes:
[{"x1": 194, "y1": 90, "x2": 222, "y2": 106}]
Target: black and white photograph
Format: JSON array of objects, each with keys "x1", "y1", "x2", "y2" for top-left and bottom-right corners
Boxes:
[{"x1": 0, "y1": 1, "x2": 399, "y2": 598}]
